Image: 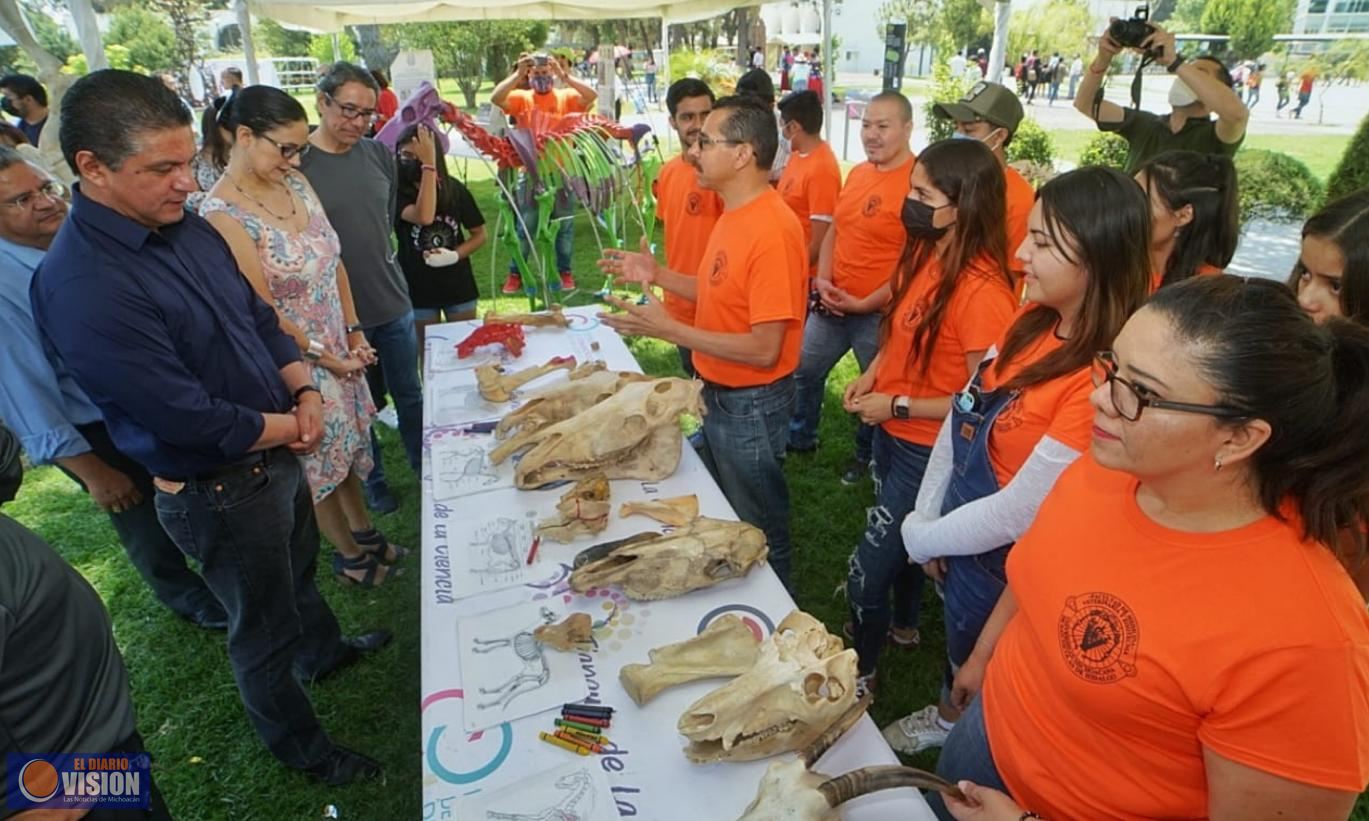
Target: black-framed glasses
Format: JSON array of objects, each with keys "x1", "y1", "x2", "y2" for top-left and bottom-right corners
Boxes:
[
  {"x1": 1, "y1": 180, "x2": 66, "y2": 210},
  {"x1": 324, "y1": 92, "x2": 378, "y2": 124},
  {"x1": 258, "y1": 133, "x2": 310, "y2": 160},
  {"x1": 696, "y1": 134, "x2": 742, "y2": 150},
  {"x1": 1091, "y1": 351, "x2": 1248, "y2": 422}
]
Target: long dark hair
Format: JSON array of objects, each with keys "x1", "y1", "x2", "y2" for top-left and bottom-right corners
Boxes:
[
  {"x1": 219, "y1": 85, "x2": 307, "y2": 137},
  {"x1": 884, "y1": 139, "x2": 1010, "y2": 375},
  {"x1": 1147, "y1": 276, "x2": 1369, "y2": 560},
  {"x1": 395, "y1": 122, "x2": 451, "y2": 201},
  {"x1": 200, "y1": 97, "x2": 230, "y2": 168},
  {"x1": 1141, "y1": 150, "x2": 1239, "y2": 288},
  {"x1": 995, "y1": 167, "x2": 1153, "y2": 390},
  {"x1": 1287, "y1": 189, "x2": 1369, "y2": 323}
]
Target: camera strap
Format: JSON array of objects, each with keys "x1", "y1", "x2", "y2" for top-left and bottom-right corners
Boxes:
[{"x1": 1130, "y1": 53, "x2": 1156, "y2": 109}]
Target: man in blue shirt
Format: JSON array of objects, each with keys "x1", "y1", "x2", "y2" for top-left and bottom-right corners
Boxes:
[
  {"x1": 31, "y1": 70, "x2": 388, "y2": 786},
  {"x1": 0, "y1": 146, "x2": 225, "y2": 630},
  {"x1": 0, "y1": 74, "x2": 48, "y2": 147}
]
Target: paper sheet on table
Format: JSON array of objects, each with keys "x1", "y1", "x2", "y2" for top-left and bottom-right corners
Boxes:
[
  {"x1": 459, "y1": 760, "x2": 618, "y2": 821},
  {"x1": 457, "y1": 599, "x2": 593, "y2": 733},
  {"x1": 428, "y1": 433, "x2": 514, "y2": 501}
]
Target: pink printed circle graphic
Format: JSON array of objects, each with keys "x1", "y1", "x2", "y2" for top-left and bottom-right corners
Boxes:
[
  {"x1": 565, "y1": 313, "x2": 601, "y2": 332},
  {"x1": 696, "y1": 604, "x2": 776, "y2": 642},
  {"x1": 422, "y1": 689, "x2": 513, "y2": 785}
]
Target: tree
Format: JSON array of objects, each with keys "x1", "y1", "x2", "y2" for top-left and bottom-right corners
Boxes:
[
  {"x1": 1008, "y1": 0, "x2": 1092, "y2": 65},
  {"x1": 144, "y1": 0, "x2": 209, "y2": 92},
  {"x1": 0, "y1": 0, "x2": 74, "y2": 177},
  {"x1": 64, "y1": 41, "x2": 133, "y2": 74},
  {"x1": 20, "y1": 2, "x2": 77, "y2": 64},
  {"x1": 309, "y1": 30, "x2": 356, "y2": 66},
  {"x1": 105, "y1": 5, "x2": 176, "y2": 72},
  {"x1": 1200, "y1": 0, "x2": 1293, "y2": 60},
  {"x1": 879, "y1": 0, "x2": 990, "y2": 55},
  {"x1": 387, "y1": 21, "x2": 547, "y2": 109},
  {"x1": 255, "y1": 19, "x2": 312, "y2": 57},
  {"x1": 1326, "y1": 112, "x2": 1369, "y2": 202},
  {"x1": 1167, "y1": 0, "x2": 1207, "y2": 33}
]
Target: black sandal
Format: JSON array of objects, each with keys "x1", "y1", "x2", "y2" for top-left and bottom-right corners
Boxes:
[
  {"x1": 351, "y1": 528, "x2": 409, "y2": 564},
  {"x1": 332, "y1": 551, "x2": 402, "y2": 588}
]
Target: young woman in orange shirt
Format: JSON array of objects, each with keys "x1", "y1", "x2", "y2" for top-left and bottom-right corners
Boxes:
[
  {"x1": 881, "y1": 167, "x2": 1153, "y2": 756},
  {"x1": 1135, "y1": 150, "x2": 1239, "y2": 291},
  {"x1": 929, "y1": 276, "x2": 1369, "y2": 821},
  {"x1": 841, "y1": 139, "x2": 1018, "y2": 694}
]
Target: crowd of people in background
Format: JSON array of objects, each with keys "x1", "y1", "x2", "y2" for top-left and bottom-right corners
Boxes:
[{"x1": 0, "y1": 11, "x2": 1367, "y2": 820}]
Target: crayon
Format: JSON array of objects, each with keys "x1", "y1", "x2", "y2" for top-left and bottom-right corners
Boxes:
[
  {"x1": 526, "y1": 536, "x2": 541, "y2": 565},
  {"x1": 555, "y1": 730, "x2": 604, "y2": 753},
  {"x1": 560, "y1": 713, "x2": 611, "y2": 728},
  {"x1": 562, "y1": 703, "x2": 614, "y2": 717},
  {"x1": 563, "y1": 729, "x2": 609, "y2": 747},
  {"x1": 539, "y1": 731, "x2": 590, "y2": 756},
  {"x1": 555, "y1": 718, "x2": 604, "y2": 734}
]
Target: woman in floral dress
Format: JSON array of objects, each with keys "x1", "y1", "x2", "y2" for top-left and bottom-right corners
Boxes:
[{"x1": 202, "y1": 86, "x2": 403, "y2": 587}]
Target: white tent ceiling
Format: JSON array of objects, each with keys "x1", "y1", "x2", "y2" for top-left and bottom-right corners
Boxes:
[{"x1": 249, "y1": 0, "x2": 767, "y2": 31}]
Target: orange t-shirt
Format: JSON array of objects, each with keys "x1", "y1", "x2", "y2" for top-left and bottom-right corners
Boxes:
[
  {"x1": 875, "y1": 256, "x2": 1017, "y2": 446},
  {"x1": 778, "y1": 141, "x2": 842, "y2": 267},
  {"x1": 1150, "y1": 262, "x2": 1225, "y2": 292},
  {"x1": 1003, "y1": 164, "x2": 1034, "y2": 268},
  {"x1": 830, "y1": 156, "x2": 916, "y2": 299},
  {"x1": 499, "y1": 88, "x2": 588, "y2": 128},
  {"x1": 692, "y1": 189, "x2": 807, "y2": 388},
  {"x1": 978, "y1": 308, "x2": 1094, "y2": 486},
  {"x1": 655, "y1": 155, "x2": 723, "y2": 325},
  {"x1": 984, "y1": 454, "x2": 1369, "y2": 820}
]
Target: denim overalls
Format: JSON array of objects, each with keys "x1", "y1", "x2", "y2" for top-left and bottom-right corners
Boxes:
[{"x1": 939, "y1": 358, "x2": 1017, "y2": 694}]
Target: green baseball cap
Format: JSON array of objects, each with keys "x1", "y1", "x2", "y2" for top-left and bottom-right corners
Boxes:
[{"x1": 932, "y1": 81, "x2": 1024, "y2": 133}]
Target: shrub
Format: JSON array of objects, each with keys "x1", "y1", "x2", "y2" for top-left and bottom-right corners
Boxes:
[
  {"x1": 1326, "y1": 112, "x2": 1369, "y2": 202},
  {"x1": 923, "y1": 61, "x2": 974, "y2": 143},
  {"x1": 1234, "y1": 149, "x2": 1325, "y2": 222},
  {"x1": 668, "y1": 50, "x2": 741, "y2": 96},
  {"x1": 1078, "y1": 132, "x2": 1129, "y2": 169},
  {"x1": 1006, "y1": 117, "x2": 1054, "y2": 168}
]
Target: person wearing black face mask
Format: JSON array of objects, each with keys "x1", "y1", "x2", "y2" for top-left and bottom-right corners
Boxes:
[
  {"x1": 841, "y1": 139, "x2": 1019, "y2": 697},
  {"x1": 0, "y1": 74, "x2": 49, "y2": 147},
  {"x1": 393, "y1": 123, "x2": 486, "y2": 362}
]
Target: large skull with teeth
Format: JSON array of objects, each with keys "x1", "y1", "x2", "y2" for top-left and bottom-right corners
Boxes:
[
  {"x1": 492, "y1": 366, "x2": 647, "y2": 449},
  {"x1": 495, "y1": 378, "x2": 704, "y2": 489},
  {"x1": 678, "y1": 611, "x2": 857, "y2": 763},
  {"x1": 570, "y1": 517, "x2": 767, "y2": 601}
]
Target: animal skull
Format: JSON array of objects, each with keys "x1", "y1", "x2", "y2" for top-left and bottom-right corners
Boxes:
[
  {"x1": 493, "y1": 366, "x2": 646, "y2": 446},
  {"x1": 497, "y1": 378, "x2": 704, "y2": 489},
  {"x1": 533, "y1": 612, "x2": 594, "y2": 652},
  {"x1": 537, "y1": 475, "x2": 612, "y2": 543},
  {"x1": 476, "y1": 356, "x2": 576, "y2": 403},
  {"x1": 678, "y1": 611, "x2": 856, "y2": 763},
  {"x1": 483, "y1": 305, "x2": 570, "y2": 328},
  {"x1": 619, "y1": 494, "x2": 700, "y2": 527},
  {"x1": 619, "y1": 614, "x2": 761, "y2": 706},
  {"x1": 570, "y1": 517, "x2": 767, "y2": 601}
]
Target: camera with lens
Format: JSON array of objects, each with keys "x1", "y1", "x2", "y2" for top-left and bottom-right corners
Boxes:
[
  {"x1": 1108, "y1": 4, "x2": 1155, "y2": 50},
  {"x1": 534, "y1": 53, "x2": 550, "y2": 67}
]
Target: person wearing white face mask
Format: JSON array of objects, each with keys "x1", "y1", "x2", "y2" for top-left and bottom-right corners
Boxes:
[
  {"x1": 932, "y1": 82, "x2": 1034, "y2": 284},
  {"x1": 1073, "y1": 22, "x2": 1247, "y2": 174}
]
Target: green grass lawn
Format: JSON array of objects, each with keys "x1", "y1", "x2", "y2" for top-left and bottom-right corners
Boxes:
[{"x1": 8, "y1": 176, "x2": 1367, "y2": 819}]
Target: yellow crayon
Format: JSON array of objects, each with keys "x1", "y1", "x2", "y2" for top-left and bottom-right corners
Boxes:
[
  {"x1": 539, "y1": 731, "x2": 590, "y2": 756},
  {"x1": 563, "y1": 729, "x2": 608, "y2": 747},
  {"x1": 555, "y1": 730, "x2": 604, "y2": 753}
]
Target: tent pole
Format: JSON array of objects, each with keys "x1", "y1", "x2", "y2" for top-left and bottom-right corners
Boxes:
[
  {"x1": 661, "y1": 17, "x2": 672, "y2": 156},
  {"x1": 237, "y1": 0, "x2": 260, "y2": 85},
  {"x1": 822, "y1": 0, "x2": 833, "y2": 141}
]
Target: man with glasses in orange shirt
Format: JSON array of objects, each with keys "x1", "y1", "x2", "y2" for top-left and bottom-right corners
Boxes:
[
  {"x1": 598, "y1": 97, "x2": 808, "y2": 592},
  {"x1": 300, "y1": 63, "x2": 421, "y2": 516}
]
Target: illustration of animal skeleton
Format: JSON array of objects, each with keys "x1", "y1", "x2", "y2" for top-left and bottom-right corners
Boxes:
[
  {"x1": 438, "y1": 446, "x2": 499, "y2": 491},
  {"x1": 471, "y1": 607, "x2": 558, "y2": 710},
  {"x1": 473, "y1": 519, "x2": 524, "y2": 574},
  {"x1": 485, "y1": 769, "x2": 596, "y2": 821}
]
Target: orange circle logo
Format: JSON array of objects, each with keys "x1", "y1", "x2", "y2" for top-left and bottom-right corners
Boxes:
[
  {"x1": 686, "y1": 192, "x2": 703, "y2": 216},
  {"x1": 19, "y1": 759, "x2": 59, "y2": 802},
  {"x1": 709, "y1": 250, "x2": 729, "y2": 285},
  {"x1": 1057, "y1": 592, "x2": 1140, "y2": 684},
  {"x1": 862, "y1": 194, "x2": 883, "y2": 217}
]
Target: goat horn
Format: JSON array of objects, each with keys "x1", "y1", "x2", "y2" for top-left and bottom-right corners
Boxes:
[
  {"x1": 799, "y1": 692, "x2": 872, "y2": 767},
  {"x1": 817, "y1": 765, "x2": 966, "y2": 807}
]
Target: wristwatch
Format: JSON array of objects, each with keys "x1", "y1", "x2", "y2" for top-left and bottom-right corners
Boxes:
[
  {"x1": 891, "y1": 396, "x2": 911, "y2": 420},
  {"x1": 345, "y1": 323, "x2": 364, "y2": 334},
  {"x1": 1166, "y1": 55, "x2": 1186, "y2": 73},
  {"x1": 293, "y1": 384, "x2": 321, "y2": 402},
  {"x1": 303, "y1": 339, "x2": 325, "y2": 362}
]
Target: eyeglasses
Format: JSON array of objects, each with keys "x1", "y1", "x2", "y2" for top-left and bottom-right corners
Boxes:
[
  {"x1": 1, "y1": 180, "x2": 66, "y2": 210},
  {"x1": 696, "y1": 134, "x2": 742, "y2": 150},
  {"x1": 324, "y1": 92, "x2": 379, "y2": 124},
  {"x1": 258, "y1": 133, "x2": 310, "y2": 160},
  {"x1": 1091, "y1": 351, "x2": 1248, "y2": 422}
]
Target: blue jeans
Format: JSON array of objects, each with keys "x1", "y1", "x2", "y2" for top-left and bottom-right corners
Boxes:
[
  {"x1": 700, "y1": 377, "x2": 796, "y2": 592},
  {"x1": 789, "y1": 310, "x2": 880, "y2": 462},
  {"x1": 847, "y1": 427, "x2": 931, "y2": 675},
  {"x1": 153, "y1": 450, "x2": 344, "y2": 770},
  {"x1": 509, "y1": 197, "x2": 575, "y2": 276},
  {"x1": 941, "y1": 549, "x2": 1009, "y2": 695},
  {"x1": 364, "y1": 311, "x2": 423, "y2": 472},
  {"x1": 413, "y1": 300, "x2": 479, "y2": 321},
  {"x1": 927, "y1": 695, "x2": 1009, "y2": 820}
]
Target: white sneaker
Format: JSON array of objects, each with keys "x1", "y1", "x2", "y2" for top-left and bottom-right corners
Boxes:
[
  {"x1": 881, "y1": 705, "x2": 951, "y2": 755},
  {"x1": 376, "y1": 406, "x2": 399, "y2": 429}
]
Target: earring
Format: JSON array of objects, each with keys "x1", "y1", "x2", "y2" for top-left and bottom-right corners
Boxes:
[{"x1": 1214, "y1": 456, "x2": 1223, "y2": 472}]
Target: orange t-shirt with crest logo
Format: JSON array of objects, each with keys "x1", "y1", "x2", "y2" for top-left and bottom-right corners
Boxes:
[
  {"x1": 874, "y1": 254, "x2": 1016, "y2": 446},
  {"x1": 691, "y1": 188, "x2": 807, "y2": 388},
  {"x1": 778, "y1": 141, "x2": 842, "y2": 267},
  {"x1": 983, "y1": 453, "x2": 1369, "y2": 820},
  {"x1": 830, "y1": 156, "x2": 916, "y2": 299},
  {"x1": 499, "y1": 88, "x2": 588, "y2": 129},
  {"x1": 655, "y1": 155, "x2": 723, "y2": 325}
]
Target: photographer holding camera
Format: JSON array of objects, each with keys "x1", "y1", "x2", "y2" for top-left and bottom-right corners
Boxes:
[{"x1": 1074, "y1": 16, "x2": 1247, "y2": 174}]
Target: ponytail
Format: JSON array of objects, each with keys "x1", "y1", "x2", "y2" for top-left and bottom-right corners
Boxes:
[{"x1": 1142, "y1": 150, "x2": 1239, "y2": 288}]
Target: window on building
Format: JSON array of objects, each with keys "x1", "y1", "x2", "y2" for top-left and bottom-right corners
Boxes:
[{"x1": 1309, "y1": 0, "x2": 1329, "y2": 12}]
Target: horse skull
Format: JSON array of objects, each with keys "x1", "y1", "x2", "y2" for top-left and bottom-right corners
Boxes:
[
  {"x1": 618, "y1": 614, "x2": 762, "y2": 706},
  {"x1": 570, "y1": 517, "x2": 767, "y2": 601},
  {"x1": 492, "y1": 366, "x2": 646, "y2": 446}
]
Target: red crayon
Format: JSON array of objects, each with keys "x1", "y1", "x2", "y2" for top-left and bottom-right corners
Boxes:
[{"x1": 526, "y1": 536, "x2": 541, "y2": 565}]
